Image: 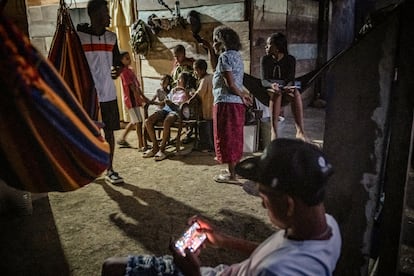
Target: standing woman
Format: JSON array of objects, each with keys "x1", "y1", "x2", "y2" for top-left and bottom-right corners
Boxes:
[
  {"x1": 210, "y1": 26, "x2": 252, "y2": 184},
  {"x1": 260, "y1": 32, "x2": 307, "y2": 140}
]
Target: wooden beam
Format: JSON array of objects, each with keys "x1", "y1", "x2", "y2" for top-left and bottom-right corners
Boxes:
[
  {"x1": 136, "y1": 0, "x2": 243, "y2": 10},
  {"x1": 138, "y1": 2, "x2": 245, "y2": 23}
]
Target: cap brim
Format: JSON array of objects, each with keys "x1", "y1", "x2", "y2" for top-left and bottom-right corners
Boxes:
[{"x1": 235, "y1": 156, "x2": 261, "y2": 182}]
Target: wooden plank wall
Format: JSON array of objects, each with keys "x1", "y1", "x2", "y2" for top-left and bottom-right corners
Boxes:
[
  {"x1": 23, "y1": 0, "x2": 318, "y2": 102},
  {"x1": 136, "y1": 0, "x2": 249, "y2": 98}
]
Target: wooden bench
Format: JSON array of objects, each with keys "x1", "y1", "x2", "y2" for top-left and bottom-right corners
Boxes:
[{"x1": 143, "y1": 94, "x2": 201, "y2": 154}]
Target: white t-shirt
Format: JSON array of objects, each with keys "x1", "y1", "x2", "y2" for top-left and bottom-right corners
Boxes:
[
  {"x1": 201, "y1": 214, "x2": 341, "y2": 276},
  {"x1": 78, "y1": 30, "x2": 117, "y2": 103}
]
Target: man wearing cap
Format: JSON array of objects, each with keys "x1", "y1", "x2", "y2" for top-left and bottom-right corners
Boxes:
[{"x1": 102, "y1": 138, "x2": 341, "y2": 275}]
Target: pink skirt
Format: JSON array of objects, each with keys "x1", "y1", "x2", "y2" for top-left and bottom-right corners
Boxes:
[{"x1": 213, "y1": 102, "x2": 245, "y2": 163}]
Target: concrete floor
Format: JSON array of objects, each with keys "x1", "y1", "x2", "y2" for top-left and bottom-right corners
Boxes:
[{"x1": 258, "y1": 105, "x2": 326, "y2": 149}]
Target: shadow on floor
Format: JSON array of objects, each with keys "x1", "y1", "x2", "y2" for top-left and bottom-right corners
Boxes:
[
  {"x1": 97, "y1": 180, "x2": 274, "y2": 267},
  {"x1": 0, "y1": 195, "x2": 70, "y2": 275}
]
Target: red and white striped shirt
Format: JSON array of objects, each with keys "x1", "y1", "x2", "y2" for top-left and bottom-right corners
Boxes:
[{"x1": 78, "y1": 30, "x2": 117, "y2": 103}]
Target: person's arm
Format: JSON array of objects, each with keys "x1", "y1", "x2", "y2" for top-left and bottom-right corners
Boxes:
[
  {"x1": 193, "y1": 216, "x2": 259, "y2": 255},
  {"x1": 170, "y1": 215, "x2": 260, "y2": 276},
  {"x1": 112, "y1": 41, "x2": 121, "y2": 67},
  {"x1": 284, "y1": 55, "x2": 296, "y2": 86},
  {"x1": 186, "y1": 76, "x2": 205, "y2": 103},
  {"x1": 137, "y1": 83, "x2": 151, "y2": 103},
  {"x1": 130, "y1": 83, "x2": 150, "y2": 104},
  {"x1": 111, "y1": 41, "x2": 122, "y2": 79},
  {"x1": 260, "y1": 55, "x2": 275, "y2": 88},
  {"x1": 223, "y1": 71, "x2": 252, "y2": 106},
  {"x1": 129, "y1": 84, "x2": 141, "y2": 103},
  {"x1": 150, "y1": 90, "x2": 165, "y2": 106},
  {"x1": 199, "y1": 38, "x2": 218, "y2": 71},
  {"x1": 260, "y1": 56, "x2": 282, "y2": 92},
  {"x1": 218, "y1": 233, "x2": 260, "y2": 255},
  {"x1": 149, "y1": 94, "x2": 157, "y2": 104},
  {"x1": 165, "y1": 88, "x2": 187, "y2": 111},
  {"x1": 170, "y1": 247, "x2": 202, "y2": 276}
]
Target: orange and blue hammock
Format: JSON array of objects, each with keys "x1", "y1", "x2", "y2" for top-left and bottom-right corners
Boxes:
[{"x1": 0, "y1": 15, "x2": 109, "y2": 193}]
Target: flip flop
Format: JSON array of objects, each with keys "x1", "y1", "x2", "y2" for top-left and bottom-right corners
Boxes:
[
  {"x1": 117, "y1": 140, "x2": 131, "y2": 148},
  {"x1": 213, "y1": 174, "x2": 240, "y2": 185},
  {"x1": 143, "y1": 150, "x2": 156, "y2": 158},
  {"x1": 154, "y1": 151, "x2": 167, "y2": 161},
  {"x1": 220, "y1": 169, "x2": 230, "y2": 175}
]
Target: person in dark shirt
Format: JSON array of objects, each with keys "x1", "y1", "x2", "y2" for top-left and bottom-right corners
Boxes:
[{"x1": 260, "y1": 32, "x2": 307, "y2": 141}]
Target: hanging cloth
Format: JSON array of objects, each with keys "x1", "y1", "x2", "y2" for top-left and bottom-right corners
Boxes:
[
  {"x1": 243, "y1": 47, "x2": 349, "y2": 107},
  {"x1": 110, "y1": 0, "x2": 135, "y2": 27},
  {"x1": 0, "y1": 14, "x2": 110, "y2": 193},
  {"x1": 48, "y1": 3, "x2": 99, "y2": 121}
]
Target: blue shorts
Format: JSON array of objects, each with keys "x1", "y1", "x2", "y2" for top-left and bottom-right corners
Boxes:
[{"x1": 125, "y1": 255, "x2": 183, "y2": 276}]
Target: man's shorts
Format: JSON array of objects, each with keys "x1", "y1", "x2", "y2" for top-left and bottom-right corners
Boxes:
[
  {"x1": 100, "y1": 99, "x2": 120, "y2": 131},
  {"x1": 126, "y1": 255, "x2": 182, "y2": 276}
]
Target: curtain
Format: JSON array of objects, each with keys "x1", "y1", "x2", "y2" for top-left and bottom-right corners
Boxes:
[{"x1": 110, "y1": 0, "x2": 141, "y2": 122}]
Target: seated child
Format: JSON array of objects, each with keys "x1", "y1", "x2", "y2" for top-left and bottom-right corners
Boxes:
[
  {"x1": 150, "y1": 74, "x2": 173, "y2": 111},
  {"x1": 190, "y1": 59, "x2": 214, "y2": 152},
  {"x1": 143, "y1": 72, "x2": 191, "y2": 161}
]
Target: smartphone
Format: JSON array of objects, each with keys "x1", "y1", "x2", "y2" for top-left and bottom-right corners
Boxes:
[
  {"x1": 174, "y1": 222, "x2": 207, "y2": 257},
  {"x1": 283, "y1": 85, "x2": 299, "y2": 89}
]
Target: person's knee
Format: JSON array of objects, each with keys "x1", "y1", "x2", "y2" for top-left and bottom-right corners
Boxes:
[
  {"x1": 101, "y1": 258, "x2": 115, "y2": 276},
  {"x1": 145, "y1": 115, "x2": 158, "y2": 128},
  {"x1": 101, "y1": 257, "x2": 127, "y2": 276},
  {"x1": 163, "y1": 115, "x2": 177, "y2": 127},
  {"x1": 101, "y1": 258, "x2": 111, "y2": 276},
  {"x1": 270, "y1": 94, "x2": 282, "y2": 104}
]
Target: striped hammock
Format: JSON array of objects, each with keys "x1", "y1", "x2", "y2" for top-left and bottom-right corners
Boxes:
[
  {"x1": 48, "y1": 5, "x2": 99, "y2": 121},
  {"x1": 0, "y1": 15, "x2": 110, "y2": 193}
]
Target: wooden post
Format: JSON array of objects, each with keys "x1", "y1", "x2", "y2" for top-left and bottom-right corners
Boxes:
[
  {"x1": 313, "y1": 0, "x2": 329, "y2": 102},
  {"x1": 377, "y1": 1, "x2": 414, "y2": 274},
  {"x1": 323, "y1": 6, "x2": 400, "y2": 275}
]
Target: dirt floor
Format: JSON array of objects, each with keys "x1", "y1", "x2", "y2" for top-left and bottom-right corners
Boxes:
[{"x1": 0, "y1": 107, "x2": 325, "y2": 276}]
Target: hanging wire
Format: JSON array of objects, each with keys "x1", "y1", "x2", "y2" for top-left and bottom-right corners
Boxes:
[
  {"x1": 260, "y1": 0, "x2": 265, "y2": 22},
  {"x1": 157, "y1": 0, "x2": 173, "y2": 14}
]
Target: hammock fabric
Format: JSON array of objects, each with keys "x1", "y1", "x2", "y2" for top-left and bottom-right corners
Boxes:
[
  {"x1": 0, "y1": 15, "x2": 110, "y2": 193},
  {"x1": 243, "y1": 48, "x2": 348, "y2": 107},
  {"x1": 48, "y1": 6, "x2": 99, "y2": 121}
]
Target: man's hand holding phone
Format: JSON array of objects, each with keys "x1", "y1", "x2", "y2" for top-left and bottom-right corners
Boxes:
[
  {"x1": 174, "y1": 222, "x2": 207, "y2": 257},
  {"x1": 171, "y1": 221, "x2": 206, "y2": 276}
]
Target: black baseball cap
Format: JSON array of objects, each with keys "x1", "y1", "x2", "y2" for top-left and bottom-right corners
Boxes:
[{"x1": 235, "y1": 138, "x2": 333, "y2": 205}]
